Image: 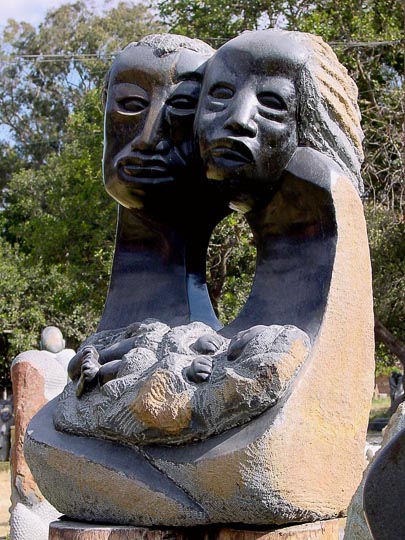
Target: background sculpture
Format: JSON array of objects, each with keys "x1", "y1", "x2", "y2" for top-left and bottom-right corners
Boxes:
[
  {"x1": 25, "y1": 30, "x2": 374, "y2": 529},
  {"x1": 11, "y1": 327, "x2": 74, "y2": 540},
  {"x1": 0, "y1": 396, "x2": 13, "y2": 462}
]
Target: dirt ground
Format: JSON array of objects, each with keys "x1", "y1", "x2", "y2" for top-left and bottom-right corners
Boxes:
[{"x1": 0, "y1": 464, "x2": 10, "y2": 539}]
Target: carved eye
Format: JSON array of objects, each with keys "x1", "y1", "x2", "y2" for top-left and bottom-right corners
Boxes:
[
  {"x1": 258, "y1": 92, "x2": 287, "y2": 111},
  {"x1": 209, "y1": 85, "x2": 234, "y2": 100},
  {"x1": 167, "y1": 95, "x2": 198, "y2": 110},
  {"x1": 117, "y1": 97, "x2": 148, "y2": 113}
]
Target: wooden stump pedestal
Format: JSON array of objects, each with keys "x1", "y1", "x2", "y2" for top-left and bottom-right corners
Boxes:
[{"x1": 49, "y1": 518, "x2": 346, "y2": 540}]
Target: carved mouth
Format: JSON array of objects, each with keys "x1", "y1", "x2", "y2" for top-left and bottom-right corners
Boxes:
[
  {"x1": 117, "y1": 156, "x2": 173, "y2": 184},
  {"x1": 208, "y1": 139, "x2": 254, "y2": 164}
]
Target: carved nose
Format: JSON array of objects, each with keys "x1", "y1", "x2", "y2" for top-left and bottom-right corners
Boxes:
[
  {"x1": 132, "y1": 137, "x2": 170, "y2": 154},
  {"x1": 224, "y1": 103, "x2": 257, "y2": 137},
  {"x1": 131, "y1": 107, "x2": 169, "y2": 153}
]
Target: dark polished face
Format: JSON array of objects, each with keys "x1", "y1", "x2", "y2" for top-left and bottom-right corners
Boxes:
[
  {"x1": 103, "y1": 45, "x2": 210, "y2": 209},
  {"x1": 196, "y1": 33, "x2": 306, "y2": 210}
]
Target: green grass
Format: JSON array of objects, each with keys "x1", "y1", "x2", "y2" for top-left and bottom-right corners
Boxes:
[{"x1": 369, "y1": 395, "x2": 391, "y2": 421}]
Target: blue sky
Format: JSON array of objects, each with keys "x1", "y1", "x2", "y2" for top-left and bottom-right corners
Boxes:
[{"x1": 0, "y1": 0, "x2": 121, "y2": 28}]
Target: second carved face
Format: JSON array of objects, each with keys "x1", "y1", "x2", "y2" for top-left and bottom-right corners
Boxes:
[
  {"x1": 103, "y1": 32, "x2": 308, "y2": 212},
  {"x1": 103, "y1": 43, "x2": 210, "y2": 209},
  {"x1": 196, "y1": 32, "x2": 306, "y2": 210}
]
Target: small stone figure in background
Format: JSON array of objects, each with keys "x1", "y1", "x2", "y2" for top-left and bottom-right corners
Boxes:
[
  {"x1": 10, "y1": 326, "x2": 74, "y2": 540},
  {"x1": 389, "y1": 370, "x2": 404, "y2": 414},
  {"x1": 0, "y1": 394, "x2": 13, "y2": 461}
]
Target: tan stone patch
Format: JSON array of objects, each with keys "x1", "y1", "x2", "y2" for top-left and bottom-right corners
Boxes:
[
  {"x1": 277, "y1": 338, "x2": 309, "y2": 384},
  {"x1": 253, "y1": 177, "x2": 374, "y2": 515},
  {"x1": 221, "y1": 372, "x2": 263, "y2": 405},
  {"x1": 45, "y1": 446, "x2": 200, "y2": 524},
  {"x1": 130, "y1": 369, "x2": 192, "y2": 435},
  {"x1": 188, "y1": 453, "x2": 245, "y2": 501}
]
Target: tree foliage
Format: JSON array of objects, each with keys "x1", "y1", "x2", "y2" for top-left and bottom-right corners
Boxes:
[
  {"x1": 0, "y1": 0, "x2": 403, "y2": 390},
  {"x1": 0, "y1": 2, "x2": 161, "y2": 389},
  {"x1": 156, "y1": 0, "x2": 404, "y2": 366},
  {"x1": 0, "y1": 89, "x2": 116, "y2": 389},
  {"x1": 0, "y1": 1, "x2": 162, "y2": 172}
]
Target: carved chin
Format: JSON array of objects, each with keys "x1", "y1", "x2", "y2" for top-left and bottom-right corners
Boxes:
[{"x1": 104, "y1": 175, "x2": 145, "y2": 210}]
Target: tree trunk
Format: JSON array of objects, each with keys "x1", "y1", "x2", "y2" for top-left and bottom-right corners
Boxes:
[{"x1": 375, "y1": 318, "x2": 405, "y2": 371}]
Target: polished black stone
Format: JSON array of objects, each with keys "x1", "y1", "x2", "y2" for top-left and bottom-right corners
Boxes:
[
  {"x1": 364, "y1": 427, "x2": 405, "y2": 540},
  {"x1": 98, "y1": 37, "x2": 228, "y2": 332}
]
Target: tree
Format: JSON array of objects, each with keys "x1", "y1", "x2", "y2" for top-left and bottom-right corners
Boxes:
[
  {"x1": 293, "y1": 0, "x2": 404, "y2": 367},
  {"x1": 155, "y1": 0, "x2": 405, "y2": 368},
  {"x1": 0, "y1": 1, "x2": 163, "y2": 173},
  {"x1": 0, "y1": 2, "x2": 162, "y2": 389},
  {"x1": 155, "y1": 0, "x2": 314, "y2": 45},
  {"x1": 207, "y1": 214, "x2": 255, "y2": 323},
  {"x1": 0, "y1": 89, "x2": 116, "y2": 382}
]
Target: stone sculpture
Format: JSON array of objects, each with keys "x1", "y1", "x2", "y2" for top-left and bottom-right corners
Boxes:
[
  {"x1": 98, "y1": 34, "x2": 225, "y2": 332},
  {"x1": 10, "y1": 327, "x2": 74, "y2": 540},
  {"x1": 25, "y1": 30, "x2": 374, "y2": 529},
  {"x1": 363, "y1": 411, "x2": 405, "y2": 540},
  {"x1": 0, "y1": 396, "x2": 13, "y2": 461},
  {"x1": 389, "y1": 370, "x2": 404, "y2": 414},
  {"x1": 343, "y1": 402, "x2": 405, "y2": 540}
]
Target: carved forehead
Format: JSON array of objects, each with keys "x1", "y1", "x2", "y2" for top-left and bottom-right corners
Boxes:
[
  {"x1": 209, "y1": 30, "x2": 310, "y2": 77},
  {"x1": 110, "y1": 44, "x2": 209, "y2": 85}
]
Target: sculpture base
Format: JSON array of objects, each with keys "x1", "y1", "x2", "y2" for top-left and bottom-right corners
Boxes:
[{"x1": 49, "y1": 518, "x2": 346, "y2": 539}]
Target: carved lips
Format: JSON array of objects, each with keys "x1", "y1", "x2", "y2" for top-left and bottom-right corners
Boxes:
[
  {"x1": 117, "y1": 155, "x2": 174, "y2": 184},
  {"x1": 207, "y1": 138, "x2": 254, "y2": 167}
]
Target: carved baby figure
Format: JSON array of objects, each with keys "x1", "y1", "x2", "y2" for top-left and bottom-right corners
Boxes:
[
  {"x1": 67, "y1": 326, "x2": 224, "y2": 397},
  {"x1": 68, "y1": 321, "x2": 306, "y2": 397},
  {"x1": 60, "y1": 319, "x2": 310, "y2": 445}
]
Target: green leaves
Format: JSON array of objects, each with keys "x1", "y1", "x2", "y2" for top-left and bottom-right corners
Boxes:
[
  {"x1": 0, "y1": 2, "x2": 164, "y2": 388},
  {"x1": 0, "y1": 1, "x2": 163, "y2": 170},
  {"x1": 207, "y1": 213, "x2": 256, "y2": 324},
  {"x1": 0, "y1": 90, "x2": 116, "y2": 384},
  {"x1": 156, "y1": 0, "x2": 405, "y2": 369}
]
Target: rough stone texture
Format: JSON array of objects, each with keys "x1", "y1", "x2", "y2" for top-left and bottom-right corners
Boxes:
[
  {"x1": 25, "y1": 403, "x2": 208, "y2": 527},
  {"x1": 343, "y1": 403, "x2": 405, "y2": 540},
  {"x1": 143, "y1": 175, "x2": 374, "y2": 525},
  {"x1": 25, "y1": 173, "x2": 374, "y2": 527},
  {"x1": 11, "y1": 347, "x2": 74, "y2": 540},
  {"x1": 55, "y1": 321, "x2": 310, "y2": 445},
  {"x1": 49, "y1": 518, "x2": 346, "y2": 540}
]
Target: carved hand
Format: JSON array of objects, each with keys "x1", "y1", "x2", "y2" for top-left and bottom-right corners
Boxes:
[
  {"x1": 76, "y1": 346, "x2": 101, "y2": 398},
  {"x1": 227, "y1": 325, "x2": 268, "y2": 361},
  {"x1": 192, "y1": 333, "x2": 223, "y2": 355},
  {"x1": 186, "y1": 355, "x2": 213, "y2": 383}
]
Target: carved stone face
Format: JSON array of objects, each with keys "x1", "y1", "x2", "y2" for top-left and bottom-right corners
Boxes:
[
  {"x1": 103, "y1": 45, "x2": 209, "y2": 209},
  {"x1": 196, "y1": 32, "x2": 306, "y2": 209}
]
